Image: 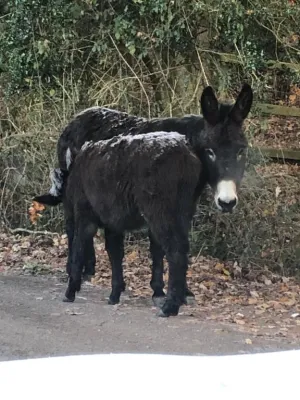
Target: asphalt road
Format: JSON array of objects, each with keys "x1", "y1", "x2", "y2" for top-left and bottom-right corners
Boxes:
[{"x1": 0, "y1": 274, "x2": 297, "y2": 361}]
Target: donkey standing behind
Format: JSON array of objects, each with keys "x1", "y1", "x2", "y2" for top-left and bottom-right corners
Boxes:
[
  {"x1": 62, "y1": 86, "x2": 253, "y2": 317},
  {"x1": 34, "y1": 84, "x2": 253, "y2": 307}
]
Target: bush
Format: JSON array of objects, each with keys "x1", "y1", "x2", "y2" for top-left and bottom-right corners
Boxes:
[{"x1": 190, "y1": 155, "x2": 300, "y2": 275}]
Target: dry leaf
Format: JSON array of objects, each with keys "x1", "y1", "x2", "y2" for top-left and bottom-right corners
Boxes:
[
  {"x1": 214, "y1": 262, "x2": 224, "y2": 271},
  {"x1": 126, "y1": 251, "x2": 139, "y2": 262},
  {"x1": 289, "y1": 94, "x2": 297, "y2": 105},
  {"x1": 235, "y1": 319, "x2": 246, "y2": 325},
  {"x1": 199, "y1": 283, "x2": 208, "y2": 292},
  {"x1": 264, "y1": 278, "x2": 272, "y2": 286},
  {"x1": 245, "y1": 338, "x2": 252, "y2": 345},
  {"x1": 250, "y1": 290, "x2": 259, "y2": 298},
  {"x1": 279, "y1": 297, "x2": 296, "y2": 306},
  {"x1": 222, "y1": 268, "x2": 230, "y2": 276},
  {"x1": 248, "y1": 298, "x2": 258, "y2": 305},
  {"x1": 28, "y1": 201, "x2": 45, "y2": 225},
  {"x1": 275, "y1": 186, "x2": 281, "y2": 198}
]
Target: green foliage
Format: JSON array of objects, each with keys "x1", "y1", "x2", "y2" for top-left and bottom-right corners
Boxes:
[{"x1": 1, "y1": 0, "x2": 299, "y2": 95}]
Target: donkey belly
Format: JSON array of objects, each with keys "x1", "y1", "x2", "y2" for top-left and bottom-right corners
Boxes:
[{"x1": 93, "y1": 202, "x2": 146, "y2": 233}]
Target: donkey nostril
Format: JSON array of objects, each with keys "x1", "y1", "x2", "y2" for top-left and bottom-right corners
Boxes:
[{"x1": 217, "y1": 198, "x2": 237, "y2": 212}]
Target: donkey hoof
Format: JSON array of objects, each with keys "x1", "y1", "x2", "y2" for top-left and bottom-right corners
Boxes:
[
  {"x1": 152, "y1": 296, "x2": 166, "y2": 308},
  {"x1": 159, "y1": 302, "x2": 180, "y2": 317},
  {"x1": 108, "y1": 296, "x2": 120, "y2": 305},
  {"x1": 82, "y1": 274, "x2": 93, "y2": 282},
  {"x1": 157, "y1": 309, "x2": 169, "y2": 318},
  {"x1": 63, "y1": 287, "x2": 76, "y2": 302},
  {"x1": 63, "y1": 296, "x2": 75, "y2": 303}
]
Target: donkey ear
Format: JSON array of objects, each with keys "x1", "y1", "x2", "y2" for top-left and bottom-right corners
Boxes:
[
  {"x1": 230, "y1": 83, "x2": 253, "y2": 123},
  {"x1": 200, "y1": 86, "x2": 219, "y2": 126}
]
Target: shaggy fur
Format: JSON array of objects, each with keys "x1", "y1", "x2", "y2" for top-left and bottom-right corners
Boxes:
[
  {"x1": 63, "y1": 131, "x2": 201, "y2": 317},
  {"x1": 34, "y1": 84, "x2": 253, "y2": 308},
  {"x1": 35, "y1": 85, "x2": 252, "y2": 206}
]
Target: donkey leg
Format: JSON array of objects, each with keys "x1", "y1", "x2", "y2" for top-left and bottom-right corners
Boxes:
[
  {"x1": 159, "y1": 240, "x2": 189, "y2": 317},
  {"x1": 64, "y1": 218, "x2": 97, "y2": 302},
  {"x1": 149, "y1": 231, "x2": 194, "y2": 308},
  {"x1": 66, "y1": 224, "x2": 96, "y2": 282},
  {"x1": 148, "y1": 217, "x2": 190, "y2": 317},
  {"x1": 65, "y1": 215, "x2": 74, "y2": 277},
  {"x1": 105, "y1": 228, "x2": 125, "y2": 305},
  {"x1": 82, "y1": 236, "x2": 96, "y2": 281},
  {"x1": 148, "y1": 230, "x2": 166, "y2": 307}
]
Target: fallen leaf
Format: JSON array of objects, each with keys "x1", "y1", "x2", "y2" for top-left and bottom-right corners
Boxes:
[
  {"x1": 235, "y1": 319, "x2": 246, "y2": 325},
  {"x1": 28, "y1": 201, "x2": 45, "y2": 225},
  {"x1": 279, "y1": 297, "x2": 296, "y2": 306},
  {"x1": 214, "y1": 262, "x2": 224, "y2": 271},
  {"x1": 126, "y1": 251, "x2": 139, "y2": 262},
  {"x1": 199, "y1": 283, "x2": 208, "y2": 292},
  {"x1": 248, "y1": 298, "x2": 258, "y2": 305},
  {"x1": 245, "y1": 338, "x2": 252, "y2": 345},
  {"x1": 250, "y1": 290, "x2": 259, "y2": 298}
]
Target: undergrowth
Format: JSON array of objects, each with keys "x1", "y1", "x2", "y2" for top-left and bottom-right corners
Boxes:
[{"x1": 0, "y1": 0, "x2": 300, "y2": 273}]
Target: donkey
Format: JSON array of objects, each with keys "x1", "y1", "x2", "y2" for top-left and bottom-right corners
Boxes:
[
  {"x1": 34, "y1": 84, "x2": 253, "y2": 303},
  {"x1": 64, "y1": 131, "x2": 201, "y2": 317}
]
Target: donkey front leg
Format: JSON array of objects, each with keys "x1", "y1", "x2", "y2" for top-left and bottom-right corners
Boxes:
[
  {"x1": 159, "y1": 248, "x2": 188, "y2": 317},
  {"x1": 105, "y1": 228, "x2": 126, "y2": 305},
  {"x1": 152, "y1": 225, "x2": 189, "y2": 317},
  {"x1": 64, "y1": 219, "x2": 97, "y2": 302},
  {"x1": 149, "y1": 230, "x2": 194, "y2": 307}
]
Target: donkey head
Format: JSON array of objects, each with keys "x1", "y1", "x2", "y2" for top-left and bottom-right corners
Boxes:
[{"x1": 200, "y1": 83, "x2": 253, "y2": 213}]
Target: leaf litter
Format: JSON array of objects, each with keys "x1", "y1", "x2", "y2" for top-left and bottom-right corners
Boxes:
[{"x1": 1, "y1": 231, "x2": 300, "y2": 342}]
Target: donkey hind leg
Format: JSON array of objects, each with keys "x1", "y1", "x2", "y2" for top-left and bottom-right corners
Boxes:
[
  {"x1": 65, "y1": 216, "x2": 74, "y2": 277},
  {"x1": 149, "y1": 230, "x2": 166, "y2": 307},
  {"x1": 82, "y1": 236, "x2": 96, "y2": 281},
  {"x1": 64, "y1": 220, "x2": 97, "y2": 302},
  {"x1": 105, "y1": 228, "x2": 126, "y2": 305}
]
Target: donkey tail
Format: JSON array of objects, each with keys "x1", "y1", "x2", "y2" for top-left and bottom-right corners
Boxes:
[{"x1": 33, "y1": 168, "x2": 68, "y2": 206}]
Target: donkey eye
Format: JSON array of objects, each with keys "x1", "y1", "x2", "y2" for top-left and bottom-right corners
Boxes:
[
  {"x1": 237, "y1": 148, "x2": 245, "y2": 161},
  {"x1": 205, "y1": 148, "x2": 216, "y2": 162}
]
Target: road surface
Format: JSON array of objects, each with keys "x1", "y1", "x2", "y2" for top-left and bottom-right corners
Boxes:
[{"x1": 0, "y1": 274, "x2": 297, "y2": 361}]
